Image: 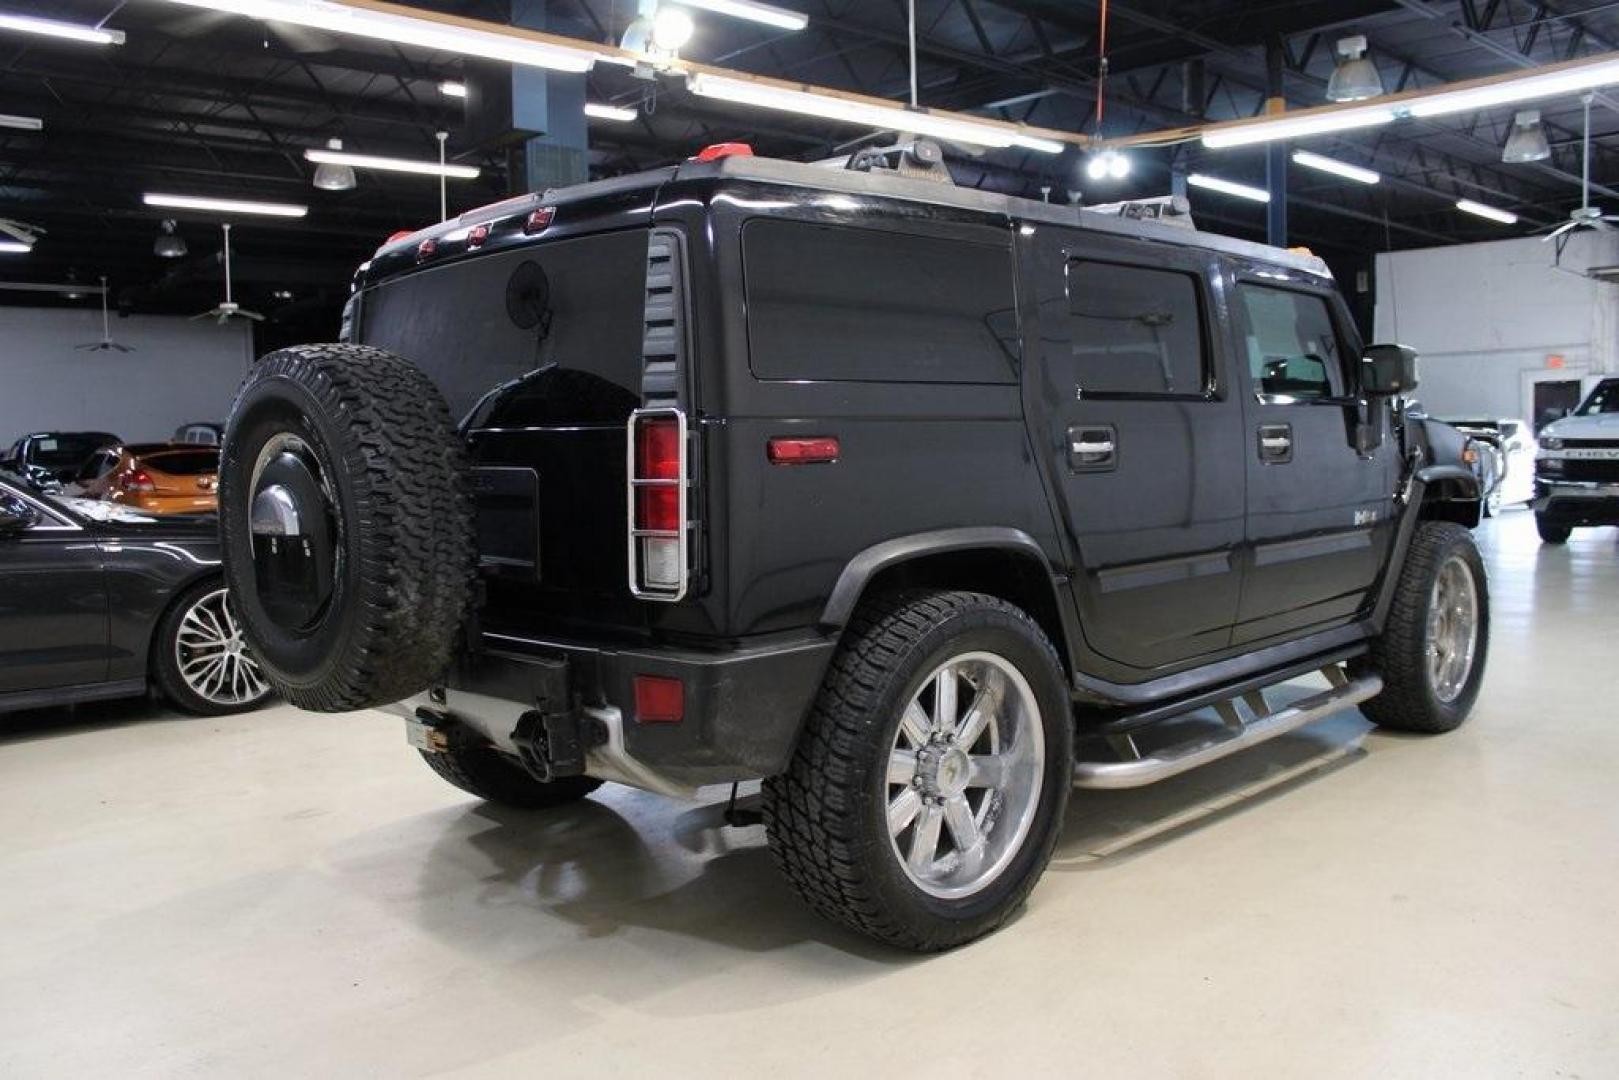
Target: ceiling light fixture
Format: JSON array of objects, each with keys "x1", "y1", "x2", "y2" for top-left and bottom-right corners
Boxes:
[
  {"x1": 0, "y1": 240, "x2": 32, "y2": 254},
  {"x1": 1085, "y1": 150, "x2": 1131, "y2": 181},
  {"x1": 0, "y1": 113, "x2": 44, "y2": 131},
  {"x1": 1202, "y1": 104, "x2": 1395, "y2": 149},
  {"x1": 687, "y1": 72, "x2": 1062, "y2": 151},
  {"x1": 679, "y1": 0, "x2": 808, "y2": 31},
  {"x1": 439, "y1": 80, "x2": 468, "y2": 98},
  {"x1": 1456, "y1": 198, "x2": 1519, "y2": 225},
  {"x1": 1501, "y1": 109, "x2": 1552, "y2": 163},
  {"x1": 154, "y1": 220, "x2": 188, "y2": 258},
  {"x1": 155, "y1": 0, "x2": 602, "y2": 73},
  {"x1": 1186, "y1": 173, "x2": 1271, "y2": 203},
  {"x1": 651, "y1": 5, "x2": 695, "y2": 51},
  {"x1": 584, "y1": 102, "x2": 638, "y2": 122},
  {"x1": 0, "y1": 13, "x2": 126, "y2": 46},
  {"x1": 1326, "y1": 35, "x2": 1384, "y2": 102},
  {"x1": 1291, "y1": 149, "x2": 1380, "y2": 184},
  {"x1": 1410, "y1": 55, "x2": 1619, "y2": 118},
  {"x1": 311, "y1": 137, "x2": 358, "y2": 190},
  {"x1": 305, "y1": 145, "x2": 479, "y2": 179},
  {"x1": 143, "y1": 192, "x2": 309, "y2": 217}
]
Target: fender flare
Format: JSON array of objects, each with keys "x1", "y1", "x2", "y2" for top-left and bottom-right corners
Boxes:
[
  {"x1": 1415, "y1": 462, "x2": 1481, "y2": 498},
  {"x1": 819, "y1": 527, "x2": 1064, "y2": 629}
]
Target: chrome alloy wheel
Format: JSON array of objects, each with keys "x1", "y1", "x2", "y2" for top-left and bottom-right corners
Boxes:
[
  {"x1": 1426, "y1": 554, "x2": 1480, "y2": 704},
  {"x1": 885, "y1": 651, "x2": 1046, "y2": 900},
  {"x1": 176, "y1": 587, "x2": 270, "y2": 707}
]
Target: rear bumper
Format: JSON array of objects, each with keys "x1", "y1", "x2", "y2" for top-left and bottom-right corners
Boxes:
[
  {"x1": 408, "y1": 629, "x2": 837, "y2": 792},
  {"x1": 1532, "y1": 480, "x2": 1619, "y2": 526}
]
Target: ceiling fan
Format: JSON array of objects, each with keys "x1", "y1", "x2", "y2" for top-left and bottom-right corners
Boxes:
[
  {"x1": 76, "y1": 276, "x2": 135, "y2": 353},
  {"x1": 1542, "y1": 93, "x2": 1619, "y2": 244},
  {"x1": 193, "y1": 223, "x2": 264, "y2": 325},
  {"x1": 0, "y1": 216, "x2": 44, "y2": 248}
]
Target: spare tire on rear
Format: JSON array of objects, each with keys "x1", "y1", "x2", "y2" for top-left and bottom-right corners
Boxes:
[{"x1": 218, "y1": 344, "x2": 476, "y2": 712}]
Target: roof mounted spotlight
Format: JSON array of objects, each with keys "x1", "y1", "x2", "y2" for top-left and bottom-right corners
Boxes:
[
  {"x1": 154, "y1": 219, "x2": 188, "y2": 258},
  {"x1": 1502, "y1": 109, "x2": 1552, "y2": 163},
  {"x1": 1326, "y1": 35, "x2": 1385, "y2": 102}
]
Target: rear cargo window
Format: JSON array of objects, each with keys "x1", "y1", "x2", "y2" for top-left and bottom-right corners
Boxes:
[
  {"x1": 359, "y1": 230, "x2": 651, "y2": 422},
  {"x1": 1067, "y1": 261, "x2": 1209, "y2": 397},
  {"x1": 144, "y1": 450, "x2": 218, "y2": 476},
  {"x1": 743, "y1": 219, "x2": 1018, "y2": 384}
]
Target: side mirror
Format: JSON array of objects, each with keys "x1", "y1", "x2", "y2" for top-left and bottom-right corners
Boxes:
[
  {"x1": 1362, "y1": 344, "x2": 1419, "y2": 397},
  {"x1": 0, "y1": 496, "x2": 40, "y2": 536}
]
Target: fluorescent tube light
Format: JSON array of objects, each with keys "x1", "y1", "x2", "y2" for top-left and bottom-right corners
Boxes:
[
  {"x1": 0, "y1": 241, "x2": 32, "y2": 254},
  {"x1": 687, "y1": 72, "x2": 1059, "y2": 152},
  {"x1": 439, "y1": 80, "x2": 467, "y2": 98},
  {"x1": 1202, "y1": 105, "x2": 1395, "y2": 148},
  {"x1": 1291, "y1": 150, "x2": 1380, "y2": 184},
  {"x1": 0, "y1": 113, "x2": 44, "y2": 131},
  {"x1": 1456, "y1": 199, "x2": 1518, "y2": 225},
  {"x1": 155, "y1": 0, "x2": 601, "y2": 73},
  {"x1": 1186, "y1": 173, "x2": 1271, "y2": 203},
  {"x1": 304, "y1": 147, "x2": 479, "y2": 179},
  {"x1": 584, "y1": 102, "x2": 638, "y2": 123},
  {"x1": 1011, "y1": 133, "x2": 1067, "y2": 153},
  {"x1": 0, "y1": 13, "x2": 125, "y2": 46},
  {"x1": 143, "y1": 193, "x2": 309, "y2": 217},
  {"x1": 1410, "y1": 56, "x2": 1619, "y2": 118},
  {"x1": 679, "y1": 0, "x2": 809, "y2": 31}
]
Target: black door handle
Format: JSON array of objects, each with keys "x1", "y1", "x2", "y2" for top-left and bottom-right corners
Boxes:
[
  {"x1": 1068, "y1": 424, "x2": 1117, "y2": 471},
  {"x1": 1258, "y1": 423, "x2": 1293, "y2": 463}
]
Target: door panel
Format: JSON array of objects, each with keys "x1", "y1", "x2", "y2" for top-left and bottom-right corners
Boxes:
[
  {"x1": 0, "y1": 491, "x2": 108, "y2": 692},
  {"x1": 1026, "y1": 232, "x2": 1246, "y2": 672},
  {"x1": 1230, "y1": 275, "x2": 1398, "y2": 644}
]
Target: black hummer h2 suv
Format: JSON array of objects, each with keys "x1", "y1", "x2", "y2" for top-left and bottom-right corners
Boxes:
[{"x1": 219, "y1": 143, "x2": 1488, "y2": 951}]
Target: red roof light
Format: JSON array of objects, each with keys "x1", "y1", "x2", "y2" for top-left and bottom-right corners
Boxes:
[
  {"x1": 693, "y1": 142, "x2": 754, "y2": 162},
  {"x1": 523, "y1": 207, "x2": 555, "y2": 235}
]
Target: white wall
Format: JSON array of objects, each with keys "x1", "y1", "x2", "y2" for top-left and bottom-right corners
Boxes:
[
  {"x1": 0, "y1": 307, "x2": 251, "y2": 447},
  {"x1": 1374, "y1": 231, "x2": 1619, "y2": 421}
]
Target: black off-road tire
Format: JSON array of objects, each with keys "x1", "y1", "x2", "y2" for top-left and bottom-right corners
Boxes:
[
  {"x1": 762, "y1": 590, "x2": 1072, "y2": 952},
  {"x1": 1535, "y1": 515, "x2": 1572, "y2": 544},
  {"x1": 1354, "y1": 522, "x2": 1489, "y2": 734},
  {"x1": 218, "y1": 344, "x2": 475, "y2": 712},
  {"x1": 420, "y1": 746, "x2": 603, "y2": 810}
]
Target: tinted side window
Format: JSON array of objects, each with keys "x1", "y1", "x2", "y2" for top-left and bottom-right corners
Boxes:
[
  {"x1": 744, "y1": 219, "x2": 1018, "y2": 383},
  {"x1": 1237, "y1": 284, "x2": 1340, "y2": 400},
  {"x1": 1068, "y1": 261, "x2": 1208, "y2": 396}
]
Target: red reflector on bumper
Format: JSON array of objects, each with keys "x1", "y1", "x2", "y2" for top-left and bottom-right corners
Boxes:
[
  {"x1": 634, "y1": 675, "x2": 685, "y2": 724},
  {"x1": 768, "y1": 436, "x2": 840, "y2": 465}
]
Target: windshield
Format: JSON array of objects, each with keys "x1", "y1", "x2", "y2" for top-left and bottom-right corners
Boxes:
[
  {"x1": 1575, "y1": 380, "x2": 1619, "y2": 416},
  {"x1": 28, "y1": 433, "x2": 116, "y2": 469}
]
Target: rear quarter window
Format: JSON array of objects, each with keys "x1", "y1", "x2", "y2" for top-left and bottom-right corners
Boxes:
[{"x1": 743, "y1": 219, "x2": 1019, "y2": 384}]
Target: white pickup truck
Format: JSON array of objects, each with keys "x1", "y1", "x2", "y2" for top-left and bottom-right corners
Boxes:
[{"x1": 1534, "y1": 378, "x2": 1619, "y2": 543}]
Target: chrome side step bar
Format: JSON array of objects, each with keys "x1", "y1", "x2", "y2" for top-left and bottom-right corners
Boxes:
[{"x1": 1072, "y1": 665, "x2": 1383, "y2": 790}]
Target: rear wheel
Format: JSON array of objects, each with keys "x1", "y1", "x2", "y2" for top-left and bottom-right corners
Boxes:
[
  {"x1": 421, "y1": 744, "x2": 602, "y2": 810},
  {"x1": 152, "y1": 579, "x2": 274, "y2": 716},
  {"x1": 1536, "y1": 515, "x2": 1572, "y2": 544},
  {"x1": 217, "y1": 344, "x2": 475, "y2": 712},
  {"x1": 763, "y1": 590, "x2": 1071, "y2": 951},
  {"x1": 1355, "y1": 522, "x2": 1488, "y2": 734}
]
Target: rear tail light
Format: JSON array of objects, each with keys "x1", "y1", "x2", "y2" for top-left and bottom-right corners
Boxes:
[
  {"x1": 122, "y1": 469, "x2": 155, "y2": 493},
  {"x1": 628, "y1": 408, "x2": 688, "y2": 601},
  {"x1": 633, "y1": 675, "x2": 685, "y2": 724}
]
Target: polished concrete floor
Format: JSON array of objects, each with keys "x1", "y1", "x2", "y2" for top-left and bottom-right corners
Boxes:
[{"x1": 2, "y1": 510, "x2": 1616, "y2": 1078}]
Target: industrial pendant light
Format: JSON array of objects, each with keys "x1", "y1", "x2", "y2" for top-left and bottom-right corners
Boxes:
[
  {"x1": 1326, "y1": 35, "x2": 1385, "y2": 102},
  {"x1": 1502, "y1": 109, "x2": 1552, "y2": 163},
  {"x1": 312, "y1": 137, "x2": 358, "y2": 191},
  {"x1": 154, "y1": 219, "x2": 187, "y2": 258}
]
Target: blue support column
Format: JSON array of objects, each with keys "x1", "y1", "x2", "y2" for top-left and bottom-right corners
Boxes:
[{"x1": 511, "y1": 0, "x2": 588, "y2": 190}]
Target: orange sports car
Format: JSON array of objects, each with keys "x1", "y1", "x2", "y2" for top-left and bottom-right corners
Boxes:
[{"x1": 71, "y1": 443, "x2": 220, "y2": 516}]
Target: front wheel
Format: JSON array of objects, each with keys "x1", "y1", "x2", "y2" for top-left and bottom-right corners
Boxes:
[
  {"x1": 1354, "y1": 522, "x2": 1489, "y2": 734},
  {"x1": 763, "y1": 590, "x2": 1072, "y2": 951},
  {"x1": 1536, "y1": 516, "x2": 1572, "y2": 544}
]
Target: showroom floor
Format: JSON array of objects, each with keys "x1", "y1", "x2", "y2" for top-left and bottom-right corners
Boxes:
[{"x1": 2, "y1": 511, "x2": 1616, "y2": 1078}]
